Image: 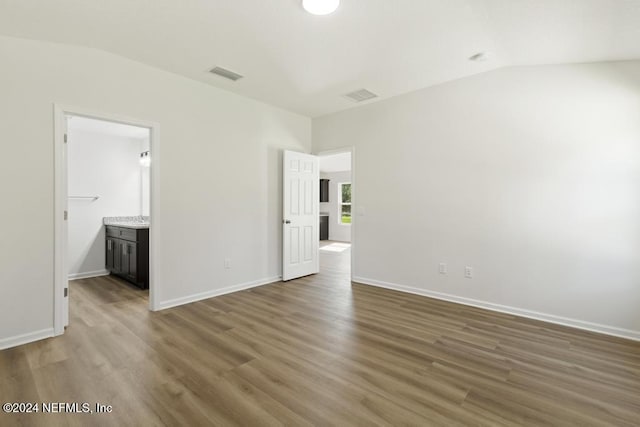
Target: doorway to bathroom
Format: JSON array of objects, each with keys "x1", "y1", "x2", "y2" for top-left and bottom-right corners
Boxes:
[{"x1": 53, "y1": 106, "x2": 160, "y2": 336}]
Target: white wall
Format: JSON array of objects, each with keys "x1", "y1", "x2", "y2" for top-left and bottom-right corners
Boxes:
[
  {"x1": 0, "y1": 35, "x2": 310, "y2": 348},
  {"x1": 67, "y1": 129, "x2": 144, "y2": 279},
  {"x1": 320, "y1": 171, "x2": 351, "y2": 242},
  {"x1": 313, "y1": 61, "x2": 640, "y2": 339}
]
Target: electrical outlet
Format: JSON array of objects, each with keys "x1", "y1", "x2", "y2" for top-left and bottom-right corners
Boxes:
[
  {"x1": 465, "y1": 266, "x2": 473, "y2": 278},
  {"x1": 224, "y1": 258, "x2": 231, "y2": 269},
  {"x1": 438, "y1": 263, "x2": 447, "y2": 274}
]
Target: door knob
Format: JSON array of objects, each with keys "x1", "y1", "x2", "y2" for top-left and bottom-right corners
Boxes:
[{"x1": 283, "y1": 219, "x2": 291, "y2": 224}]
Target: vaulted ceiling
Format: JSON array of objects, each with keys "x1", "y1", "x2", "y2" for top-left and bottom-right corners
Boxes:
[{"x1": 1, "y1": 0, "x2": 638, "y2": 117}]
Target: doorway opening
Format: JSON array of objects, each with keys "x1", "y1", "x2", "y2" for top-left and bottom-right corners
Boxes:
[
  {"x1": 318, "y1": 149, "x2": 353, "y2": 281},
  {"x1": 54, "y1": 106, "x2": 160, "y2": 336}
]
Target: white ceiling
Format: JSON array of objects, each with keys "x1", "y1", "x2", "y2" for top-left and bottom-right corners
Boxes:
[
  {"x1": 68, "y1": 116, "x2": 150, "y2": 140},
  {"x1": 320, "y1": 152, "x2": 351, "y2": 172},
  {"x1": 1, "y1": 1, "x2": 638, "y2": 117}
]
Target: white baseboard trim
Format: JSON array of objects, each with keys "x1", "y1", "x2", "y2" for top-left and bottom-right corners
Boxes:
[
  {"x1": 68, "y1": 269, "x2": 109, "y2": 281},
  {"x1": 0, "y1": 328, "x2": 55, "y2": 350},
  {"x1": 352, "y1": 276, "x2": 640, "y2": 342},
  {"x1": 158, "y1": 276, "x2": 282, "y2": 310}
]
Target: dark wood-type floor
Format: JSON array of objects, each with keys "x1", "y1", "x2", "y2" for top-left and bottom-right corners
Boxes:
[{"x1": 2, "y1": 243, "x2": 640, "y2": 426}]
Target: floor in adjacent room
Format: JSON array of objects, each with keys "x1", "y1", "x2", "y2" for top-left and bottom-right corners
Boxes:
[{"x1": 1, "y1": 244, "x2": 639, "y2": 426}]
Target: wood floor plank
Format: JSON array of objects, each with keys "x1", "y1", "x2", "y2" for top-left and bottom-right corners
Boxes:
[{"x1": 2, "y1": 244, "x2": 639, "y2": 426}]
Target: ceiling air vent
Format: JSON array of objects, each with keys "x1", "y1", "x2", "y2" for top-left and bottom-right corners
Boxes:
[
  {"x1": 209, "y1": 66, "x2": 244, "y2": 82},
  {"x1": 343, "y1": 88, "x2": 378, "y2": 103}
]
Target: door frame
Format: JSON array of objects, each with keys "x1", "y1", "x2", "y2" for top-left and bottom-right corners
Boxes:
[
  {"x1": 314, "y1": 146, "x2": 355, "y2": 282},
  {"x1": 53, "y1": 104, "x2": 162, "y2": 336}
]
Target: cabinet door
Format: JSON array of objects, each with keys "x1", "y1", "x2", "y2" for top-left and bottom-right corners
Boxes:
[
  {"x1": 118, "y1": 241, "x2": 128, "y2": 275},
  {"x1": 125, "y1": 241, "x2": 137, "y2": 282},
  {"x1": 320, "y1": 216, "x2": 329, "y2": 240},
  {"x1": 106, "y1": 238, "x2": 116, "y2": 271},
  {"x1": 320, "y1": 179, "x2": 330, "y2": 202},
  {"x1": 113, "y1": 239, "x2": 122, "y2": 273}
]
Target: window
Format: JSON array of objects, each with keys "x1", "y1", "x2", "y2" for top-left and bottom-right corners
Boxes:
[{"x1": 339, "y1": 182, "x2": 351, "y2": 224}]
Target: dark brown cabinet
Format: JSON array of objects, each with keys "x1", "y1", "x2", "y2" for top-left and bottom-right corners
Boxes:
[
  {"x1": 320, "y1": 215, "x2": 329, "y2": 240},
  {"x1": 105, "y1": 226, "x2": 149, "y2": 289},
  {"x1": 320, "y1": 179, "x2": 330, "y2": 202}
]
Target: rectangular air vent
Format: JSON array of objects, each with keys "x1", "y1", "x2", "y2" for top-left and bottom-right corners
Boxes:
[
  {"x1": 209, "y1": 66, "x2": 244, "y2": 81},
  {"x1": 343, "y1": 88, "x2": 378, "y2": 102}
]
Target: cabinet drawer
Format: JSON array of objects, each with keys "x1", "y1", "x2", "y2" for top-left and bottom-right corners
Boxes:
[
  {"x1": 105, "y1": 226, "x2": 119, "y2": 237},
  {"x1": 105, "y1": 226, "x2": 138, "y2": 241}
]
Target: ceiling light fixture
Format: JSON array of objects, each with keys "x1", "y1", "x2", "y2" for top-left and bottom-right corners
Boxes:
[{"x1": 303, "y1": 0, "x2": 340, "y2": 15}]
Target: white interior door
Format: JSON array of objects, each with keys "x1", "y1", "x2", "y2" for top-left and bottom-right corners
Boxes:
[{"x1": 283, "y1": 150, "x2": 319, "y2": 281}]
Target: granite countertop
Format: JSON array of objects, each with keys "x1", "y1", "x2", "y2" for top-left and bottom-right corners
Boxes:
[{"x1": 103, "y1": 216, "x2": 150, "y2": 229}]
